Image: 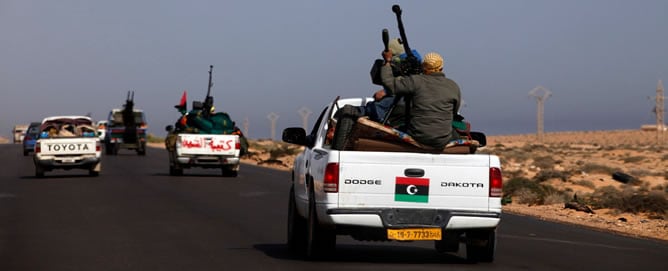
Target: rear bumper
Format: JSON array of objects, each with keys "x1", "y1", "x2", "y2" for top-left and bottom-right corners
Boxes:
[
  {"x1": 326, "y1": 208, "x2": 501, "y2": 230},
  {"x1": 176, "y1": 156, "x2": 240, "y2": 168},
  {"x1": 35, "y1": 156, "x2": 100, "y2": 169}
]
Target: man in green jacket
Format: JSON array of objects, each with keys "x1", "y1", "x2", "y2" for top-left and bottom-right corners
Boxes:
[{"x1": 379, "y1": 51, "x2": 461, "y2": 150}]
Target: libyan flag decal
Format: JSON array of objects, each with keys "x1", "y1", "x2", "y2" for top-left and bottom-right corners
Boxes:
[{"x1": 394, "y1": 177, "x2": 429, "y2": 203}]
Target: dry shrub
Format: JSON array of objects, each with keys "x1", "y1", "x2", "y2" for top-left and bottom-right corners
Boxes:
[
  {"x1": 580, "y1": 163, "x2": 616, "y2": 175},
  {"x1": 532, "y1": 155, "x2": 558, "y2": 170},
  {"x1": 622, "y1": 156, "x2": 646, "y2": 163},
  {"x1": 515, "y1": 188, "x2": 541, "y2": 205},
  {"x1": 269, "y1": 144, "x2": 301, "y2": 160},
  {"x1": 589, "y1": 185, "x2": 668, "y2": 216},
  {"x1": 534, "y1": 169, "x2": 570, "y2": 183},
  {"x1": 574, "y1": 179, "x2": 596, "y2": 189},
  {"x1": 543, "y1": 193, "x2": 567, "y2": 205},
  {"x1": 504, "y1": 177, "x2": 560, "y2": 205}
]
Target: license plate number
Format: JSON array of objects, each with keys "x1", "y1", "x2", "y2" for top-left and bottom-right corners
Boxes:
[{"x1": 387, "y1": 228, "x2": 441, "y2": 241}]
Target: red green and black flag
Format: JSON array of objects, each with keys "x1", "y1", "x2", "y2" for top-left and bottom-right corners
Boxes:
[
  {"x1": 175, "y1": 90, "x2": 188, "y2": 112},
  {"x1": 394, "y1": 177, "x2": 429, "y2": 203}
]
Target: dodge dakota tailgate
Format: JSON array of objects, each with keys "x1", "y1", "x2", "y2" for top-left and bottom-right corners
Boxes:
[{"x1": 336, "y1": 151, "x2": 499, "y2": 211}]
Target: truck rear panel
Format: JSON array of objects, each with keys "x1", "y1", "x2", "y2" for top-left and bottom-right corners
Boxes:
[{"x1": 335, "y1": 151, "x2": 500, "y2": 212}]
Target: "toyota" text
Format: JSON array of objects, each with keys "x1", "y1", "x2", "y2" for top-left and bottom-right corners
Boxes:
[{"x1": 46, "y1": 143, "x2": 90, "y2": 152}]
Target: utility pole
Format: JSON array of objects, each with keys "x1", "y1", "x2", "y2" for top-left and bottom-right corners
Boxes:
[
  {"x1": 267, "y1": 112, "x2": 279, "y2": 141},
  {"x1": 298, "y1": 107, "x2": 312, "y2": 131},
  {"x1": 529, "y1": 86, "x2": 552, "y2": 143},
  {"x1": 656, "y1": 80, "x2": 665, "y2": 144},
  {"x1": 243, "y1": 117, "x2": 249, "y2": 138}
]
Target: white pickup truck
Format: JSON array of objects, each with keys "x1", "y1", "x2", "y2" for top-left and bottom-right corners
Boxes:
[
  {"x1": 33, "y1": 116, "x2": 102, "y2": 177},
  {"x1": 165, "y1": 131, "x2": 241, "y2": 177},
  {"x1": 282, "y1": 97, "x2": 503, "y2": 262}
]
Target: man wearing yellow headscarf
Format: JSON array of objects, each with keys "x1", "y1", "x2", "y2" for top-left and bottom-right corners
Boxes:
[{"x1": 378, "y1": 50, "x2": 461, "y2": 150}]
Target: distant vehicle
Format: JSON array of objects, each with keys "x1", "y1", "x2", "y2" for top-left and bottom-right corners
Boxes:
[
  {"x1": 105, "y1": 108, "x2": 147, "y2": 155},
  {"x1": 96, "y1": 120, "x2": 107, "y2": 141},
  {"x1": 12, "y1": 124, "x2": 29, "y2": 144},
  {"x1": 33, "y1": 116, "x2": 102, "y2": 177},
  {"x1": 22, "y1": 122, "x2": 41, "y2": 156},
  {"x1": 104, "y1": 91, "x2": 148, "y2": 155}
]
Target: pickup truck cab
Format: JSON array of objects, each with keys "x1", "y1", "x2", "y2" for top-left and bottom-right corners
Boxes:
[
  {"x1": 33, "y1": 116, "x2": 102, "y2": 177},
  {"x1": 282, "y1": 97, "x2": 503, "y2": 262}
]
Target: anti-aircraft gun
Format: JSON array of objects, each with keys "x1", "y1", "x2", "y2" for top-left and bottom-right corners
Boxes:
[
  {"x1": 105, "y1": 90, "x2": 148, "y2": 155},
  {"x1": 367, "y1": 4, "x2": 423, "y2": 127}
]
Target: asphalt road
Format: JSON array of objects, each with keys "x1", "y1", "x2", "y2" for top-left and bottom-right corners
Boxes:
[{"x1": 0, "y1": 144, "x2": 666, "y2": 271}]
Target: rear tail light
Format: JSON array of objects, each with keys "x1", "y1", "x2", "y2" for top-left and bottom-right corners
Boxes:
[
  {"x1": 35, "y1": 142, "x2": 41, "y2": 153},
  {"x1": 489, "y1": 167, "x2": 503, "y2": 197},
  {"x1": 323, "y1": 163, "x2": 339, "y2": 193},
  {"x1": 96, "y1": 141, "x2": 101, "y2": 152}
]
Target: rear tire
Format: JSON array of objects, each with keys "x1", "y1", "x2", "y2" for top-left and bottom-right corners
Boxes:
[
  {"x1": 137, "y1": 142, "x2": 146, "y2": 156},
  {"x1": 331, "y1": 105, "x2": 360, "y2": 150},
  {"x1": 169, "y1": 165, "x2": 183, "y2": 176},
  {"x1": 466, "y1": 229, "x2": 496, "y2": 263},
  {"x1": 287, "y1": 186, "x2": 307, "y2": 256},
  {"x1": 35, "y1": 165, "x2": 44, "y2": 178},
  {"x1": 105, "y1": 143, "x2": 113, "y2": 155},
  {"x1": 222, "y1": 169, "x2": 238, "y2": 177},
  {"x1": 305, "y1": 188, "x2": 335, "y2": 260}
]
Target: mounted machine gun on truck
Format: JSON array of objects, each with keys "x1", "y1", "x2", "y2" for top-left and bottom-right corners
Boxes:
[
  {"x1": 165, "y1": 65, "x2": 248, "y2": 177},
  {"x1": 104, "y1": 90, "x2": 148, "y2": 155}
]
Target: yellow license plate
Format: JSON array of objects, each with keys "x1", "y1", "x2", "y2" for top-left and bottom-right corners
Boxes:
[{"x1": 387, "y1": 228, "x2": 442, "y2": 241}]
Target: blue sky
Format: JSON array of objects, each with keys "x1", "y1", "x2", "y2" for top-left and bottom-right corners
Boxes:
[{"x1": 1, "y1": 0, "x2": 666, "y2": 140}]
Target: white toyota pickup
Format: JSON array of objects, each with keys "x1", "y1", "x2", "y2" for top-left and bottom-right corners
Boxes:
[
  {"x1": 282, "y1": 97, "x2": 503, "y2": 262},
  {"x1": 33, "y1": 116, "x2": 102, "y2": 177},
  {"x1": 165, "y1": 132, "x2": 241, "y2": 177}
]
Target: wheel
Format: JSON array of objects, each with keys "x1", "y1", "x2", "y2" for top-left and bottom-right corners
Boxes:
[
  {"x1": 305, "y1": 188, "x2": 335, "y2": 259},
  {"x1": 287, "y1": 186, "x2": 307, "y2": 255},
  {"x1": 137, "y1": 143, "x2": 146, "y2": 156},
  {"x1": 89, "y1": 163, "x2": 101, "y2": 177},
  {"x1": 105, "y1": 143, "x2": 114, "y2": 155},
  {"x1": 168, "y1": 151, "x2": 183, "y2": 176},
  {"x1": 435, "y1": 230, "x2": 461, "y2": 253},
  {"x1": 331, "y1": 105, "x2": 360, "y2": 150},
  {"x1": 35, "y1": 165, "x2": 45, "y2": 178},
  {"x1": 222, "y1": 169, "x2": 238, "y2": 177},
  {"x1": 466, "y1": 229, "x2": 496, "y2": 263},
  {"x1": 169, "y1": 164, "x2": 183, "y2": 176},
  {"x1": 23, "y1": 150, "x2": 28, "y2": 156}
]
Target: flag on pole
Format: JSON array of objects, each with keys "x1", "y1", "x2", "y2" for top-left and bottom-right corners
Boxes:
[{"x1": 175, "y1": 90, "x2": 187, "y2": 112}]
